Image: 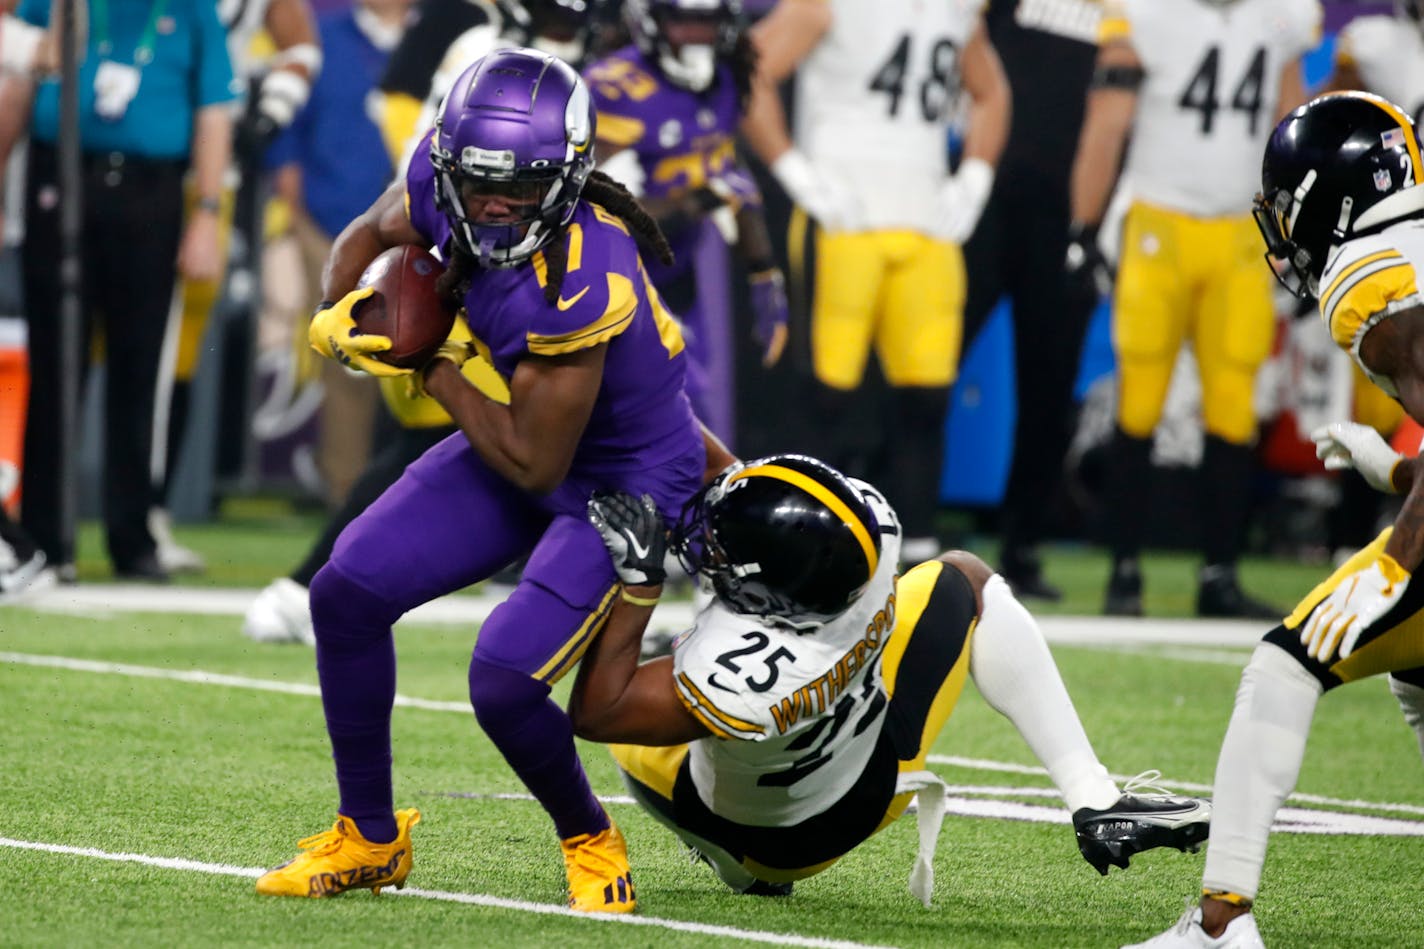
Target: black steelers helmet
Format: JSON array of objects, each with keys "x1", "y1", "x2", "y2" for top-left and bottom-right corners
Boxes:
[
  {"x1": 672, "y1": 454, "x2": 882, "y2": 630},
  {"x1": 1254, "y1": 91, "x2": 1424, "y2": 298}
]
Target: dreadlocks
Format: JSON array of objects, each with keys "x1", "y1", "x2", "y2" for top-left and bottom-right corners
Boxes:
[
  {"x1": 434, "y1": 170, "x2": 675, "y2": 307},
  {"x1": 730, "y1": 31, "x2": 757, "y2": 112},
  {"x1": 540, "y1": 171, "x2": 675, "y2": 303}
]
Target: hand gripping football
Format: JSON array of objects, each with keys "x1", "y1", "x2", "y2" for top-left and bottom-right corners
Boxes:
[{"x1": 352, "y1": 246, "x2": 455, "y2": 369}]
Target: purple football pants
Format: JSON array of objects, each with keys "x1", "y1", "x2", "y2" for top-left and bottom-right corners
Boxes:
[{"x1": 308, "y1": 431, "x2": 702, "y2": 843}]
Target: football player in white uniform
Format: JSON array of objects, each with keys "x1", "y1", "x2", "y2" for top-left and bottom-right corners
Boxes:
[
  {"x1": 1069, "y1": 0, "x2": 1319, "y2": 618},
  {"x1": 1330, "y1": 1, "x2": 1424, "y2": 126},
  {"x1": 571, "y1": 454, "x2": 1210, "y2": 902},
  {"x1": 1128, "y1": 91, "x2": 1424, "y2": 949},
  {"x1": 739, "y1": 0, "x2": 1010, "y2": 565}
]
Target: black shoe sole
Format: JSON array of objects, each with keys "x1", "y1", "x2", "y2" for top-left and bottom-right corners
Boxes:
[{"x1": 1076, "y1": 814, "x2": 1211, "y2": 875}]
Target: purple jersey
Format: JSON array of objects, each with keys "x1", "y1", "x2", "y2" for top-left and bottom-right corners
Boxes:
[
  {"x1": 584, "y1": 45, "x2": 742, "y2": 204},
  {"x1": 404, "y1": 140, "x2": 701, "y2": 489}
]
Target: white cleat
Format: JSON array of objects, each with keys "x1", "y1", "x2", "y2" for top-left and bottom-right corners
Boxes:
[
  {"x1": 242, "y1": 578, "x2": 315, "y2": 645},
  {"x1": 1123, "y1": 906, "x2": 1265, "y2": 949},
  {"x1": 149, "y1": 507, "x2": 207, "y2": 575}
]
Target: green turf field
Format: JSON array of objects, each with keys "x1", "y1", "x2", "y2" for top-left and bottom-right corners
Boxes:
[{"x1": 4, "y1": 515, "x2": 1420, "y2": 946}]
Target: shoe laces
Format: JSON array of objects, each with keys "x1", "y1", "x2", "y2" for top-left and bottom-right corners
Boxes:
[
  {"x1": 295, "y1": 820, "x2": 350, "y2": 858},
  {"x1": 565, "y1": 829, "x2": 624, "y2": 879},
  {"x1": 1120, "y1": 769, "x2": 1174, "y2": 799}
]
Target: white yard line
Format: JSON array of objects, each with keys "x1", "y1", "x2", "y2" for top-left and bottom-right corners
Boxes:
[
  {"x1": 5, "y1": 649, "x2": 1422, "y2": 822},
  {"x1": 12, "y1": 584, "x2": 1269, "y2": 647},
  {"x1": 0, "y1": 837, "x2": 895, "y2": 949}
]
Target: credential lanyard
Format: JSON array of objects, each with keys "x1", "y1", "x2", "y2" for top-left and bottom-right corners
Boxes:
[{"x1": 92, "y1": 0, "x2": 171, "y2": 65}]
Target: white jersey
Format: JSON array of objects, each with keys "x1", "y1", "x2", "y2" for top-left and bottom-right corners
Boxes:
[
  {"x1": 1317, "y1": 219, "x2": 1424, "y2": 398},
  {"x1": 794, "y1": 0, "x2": 984, "y2": 232},
  {"x1": 1108, "y1": 0, "x2": 1320, "y2": 217},
  {"x1": 1336, "y1": 16, "x2": 1424, "y2": 125},
  {"x1": 671, "y1": 480, "x2": 902, "y2": 827}
]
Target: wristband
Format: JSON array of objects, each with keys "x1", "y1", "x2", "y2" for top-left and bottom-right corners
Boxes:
[{"x1": 620, "y1": 589, "x2": 661, "y2": 607}]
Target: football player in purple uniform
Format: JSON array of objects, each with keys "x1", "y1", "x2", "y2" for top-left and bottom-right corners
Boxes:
[
  {"x1": 255, "y1": 47, "x2": 734, "y2": 914},
  {"x1": 583, "y1": 0, "x2": 789, "y2": 444}
]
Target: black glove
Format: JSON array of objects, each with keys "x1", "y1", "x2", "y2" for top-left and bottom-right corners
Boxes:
[
  {"x1": 587, "y1": 490, "x2": 668, "y2": 586},
  {"x1": 1065, "y1": 222, "x2": 1114, "y2": 299}
]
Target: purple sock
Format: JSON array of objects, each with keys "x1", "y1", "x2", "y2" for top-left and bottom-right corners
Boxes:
[
  {"x1": 311, "y1": 561, "x2": 399, "y2": 844},
  {"x1": 469, "y1": 659, "x2": 608, "y2": 840}
]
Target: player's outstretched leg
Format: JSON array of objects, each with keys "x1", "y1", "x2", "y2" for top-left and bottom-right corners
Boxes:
[
  {"x1": 256, "y1": 808, "x2": 421, "y2": 897},
  {"x1": 967, "y1": 568, "x2": 1210, "y2": 873}
]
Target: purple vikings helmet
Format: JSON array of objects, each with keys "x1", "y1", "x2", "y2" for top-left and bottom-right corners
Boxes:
[
  {"x1": 624, "y1": 0, "x2": 743, "y2": 92},
  {"x1": 429, "y1": 48, "x2": 596, "y2": 267}
]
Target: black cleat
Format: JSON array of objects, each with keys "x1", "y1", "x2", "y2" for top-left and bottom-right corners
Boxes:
[
  {"x1": 1073, "y1": 772, "x2": 1211, "y2": 875},
  {"x1": 1104, "y1": 560, "x2": 1144, "y2": 617},
  {"x1": 1001, "y1": 547, "x2": 1063, "y2": 603},
  {"x1": 1196, "y1": 568, "x2": 1281, "y2": 620}
]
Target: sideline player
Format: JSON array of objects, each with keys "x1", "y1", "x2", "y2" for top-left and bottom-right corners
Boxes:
[
  {"x1": 1068, "y1": 0, "x2": 1319, "y2": 617},
  {"x1": 1128, "y1": 91, "x2": 1424, "y2": 948},
  {"x1": 571, "y1": 454, "x2": 1210, "y2": 901},
  {"x1": 740, "y1": 0, "x2": 1010, "y2": 564},
  {"x1": 253, "y1": 49, "x2": 722, "y2": 914}
]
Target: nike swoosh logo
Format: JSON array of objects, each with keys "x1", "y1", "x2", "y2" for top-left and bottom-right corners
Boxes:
[
  {"x1": 706, "y1": 673, "x2": 737, "y2": 694},
  {"x1": 626, "y1": 532, "x2": 651, "y2": 561},
  {"x1": 557, "y1": 287, "x2": 590, "y2": 310}
]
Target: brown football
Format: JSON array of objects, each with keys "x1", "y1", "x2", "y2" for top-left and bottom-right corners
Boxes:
[{"x1": 351, "y1": 245, "x2": 453, "y2": 369}]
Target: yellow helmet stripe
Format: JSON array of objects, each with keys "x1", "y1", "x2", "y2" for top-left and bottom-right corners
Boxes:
[
  {"x1": 726, "y1": 463, "x2": 879, "y2": 577},
  {"x1": 1361, "y1": 92, "x2": 1424, "y2": 185}
]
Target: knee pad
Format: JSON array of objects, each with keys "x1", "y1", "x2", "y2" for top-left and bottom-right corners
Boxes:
[
  {"x1": 308, "y1": 561, "x2": 402, "y2": 647},
  {"x1": 468, "y1": 658, "x2": 549, "y2": 729}
]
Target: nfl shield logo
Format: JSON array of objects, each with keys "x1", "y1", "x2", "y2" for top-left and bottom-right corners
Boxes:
[{"x1": 1374, "y1": 168, "x2": 1393, "y2": 192}]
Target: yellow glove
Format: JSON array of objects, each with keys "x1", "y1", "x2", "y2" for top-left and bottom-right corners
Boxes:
[
  {"x1": 405, "y1": 338, "x2": 477, "y2": 399},
  {"x1": 308, "y1": 287, "x2": 410, "y2": 378}
]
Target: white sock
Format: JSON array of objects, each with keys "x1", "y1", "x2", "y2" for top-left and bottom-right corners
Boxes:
[
  {"x1": 1202, "y1": 642, "x2": 1322, "y2": 901},
  {"x1": 1388, "y1": 675, "x2": 1424, "y2": 764},
  {"x1": 970, "y1": 575, "x2": 1120, "y2": 812}
]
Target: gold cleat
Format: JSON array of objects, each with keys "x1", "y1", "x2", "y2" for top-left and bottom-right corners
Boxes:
[
  {"x1": 561, "y1": 819, "x2": 636, "y2": 913},
  {"x1": 256, "y1": 808, "x2": 421, "y2": 898}
]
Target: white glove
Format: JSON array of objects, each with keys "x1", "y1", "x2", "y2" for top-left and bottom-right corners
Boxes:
[
  {"x1": 770, "y1": 149, "x2": 863, "y2": 232},
  {"x1": 257, "y1": 68, "x2": 313, "y2": 131},
  {"x1": 936, "y1": 158, "x2": 994, "y2": 244},
  {"x1": 1311, "y1": 421, "x2": 1404, "y2": 493},
  {"x1": 587, "y1": 490, "x2": 668, "y2": 587},
  {"x1": 1300, "y1": 553, "x2": 1410, "y2": 662}
]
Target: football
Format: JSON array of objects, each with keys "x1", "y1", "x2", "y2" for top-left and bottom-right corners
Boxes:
[{"x1": 351, "y1": 245, "x2": 454, "y2": 369}]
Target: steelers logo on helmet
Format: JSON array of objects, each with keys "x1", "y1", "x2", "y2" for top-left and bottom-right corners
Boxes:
[
  {"x1": 1253, "y1": 90, "x2": 1424, "y2": 298},
  {"x1": 672, "y1": 454, "x2": 881, "y2": 631},
  {"x1": 429, "y1": 47, "x2": 597, "y2": 268}
]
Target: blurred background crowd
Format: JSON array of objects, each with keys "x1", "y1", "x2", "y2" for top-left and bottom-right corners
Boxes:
[{"x1": 0, "y1": 0, "x2": 1420, "y2": 625}]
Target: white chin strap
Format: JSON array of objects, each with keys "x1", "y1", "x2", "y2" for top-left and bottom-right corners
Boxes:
[{"x1": 659, "y1": 44, "x2": 716, "y2": 91}]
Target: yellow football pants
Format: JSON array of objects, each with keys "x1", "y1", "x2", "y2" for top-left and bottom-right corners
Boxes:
[
  {"x1": 1113, "y1": 202, "x2": 1275, "y2": 445},
  {"x1": 810, "y1": 229, "x2": 964, "y2": 391}
]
